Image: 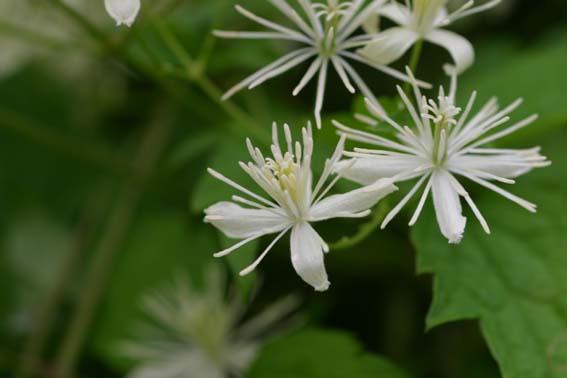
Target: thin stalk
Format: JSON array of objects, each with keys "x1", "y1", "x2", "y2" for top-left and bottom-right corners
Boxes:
[
  {"x1": 329, "y1": 201, "x2": 390, "y2": 250},
  {"x1": 403, "y1": 39, "x2": 424, "y2": 94},
  {"x1": 14, "y1": 190, "x2": 112, "y2": 378},
  {"x1": 152, "y1": 17, "x2": 270, "y2": 143},
  {"x1": 52, "y1": 106, "x2": 173, "y2": 378}
]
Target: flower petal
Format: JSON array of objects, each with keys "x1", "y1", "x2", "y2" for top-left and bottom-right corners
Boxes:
[
  {"x1": 310, "y1": 178, "x2": 397, "y2": 221},
  {"x1": 358, "y1": 27, "x2": 419, "y2": 66},
  {"x1": 204, "y1": 202, "x2": 288, "y2": 239},
  {"x1": 104, "y1": 0, "x2": 140, "y2": 27},
  {"x1": 425, "y1": 29, "x2": 474, "y2": 73},
  {"x1": 431, "y1": 170, "x2": 467, "y2": 244},
  {"x1": 450, "y1": 152, "x2": 546, "y2": 180},
  {"x1": 378, "y1": 3, "x2": 411, "y2": 25},
  {"x1": 335, "y1": 156, "x2": 424, "y2": 185},
  {"x1": 290, "y1": 223, "x2": 330, "y2": 292}
]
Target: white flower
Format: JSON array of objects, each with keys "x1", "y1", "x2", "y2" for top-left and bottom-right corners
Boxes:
[
  {"x1": 359, "y1": 0, "x2": 501, "y2": 73},
  {"x1": 121, "y1": 266, "x2": 298, "y2": 378},
  {"x1": 214, "y1": 0, "x2": 429, "y2": 128},
  {"x1": 104, "y1": 0, "x2": 140, "y2": 27},
  {"x1": 204, "y1": 123, "x2": 397, "y2": 291},
  {"x1": 334, "y1": 68, "x2": 550, "y2": 244}
]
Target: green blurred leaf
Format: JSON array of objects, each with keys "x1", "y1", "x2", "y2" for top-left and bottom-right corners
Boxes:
[
  {"x1": 411, "y1": 129, "x2": 567, "y2": 378},
  {"x1": 248, "y1": 328, "x2": 409, "y2": 378},
  {"x1": 459, "y1": 31, "x2": 567, "y2": 143},
  {"x1": 91, "y1": 211, "x2": 216, "y2": 368}
]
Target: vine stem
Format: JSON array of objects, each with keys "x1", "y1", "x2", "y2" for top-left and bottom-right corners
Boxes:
[
  {"x1": 151, "y1": 16, "x2": 270, "y2": 144},
  {"x1": 329, "y1": 201, "x2": 390, "y2": 251},
  {"x1": 52, "y1": 106, "x2": 173, "y2": 378}
]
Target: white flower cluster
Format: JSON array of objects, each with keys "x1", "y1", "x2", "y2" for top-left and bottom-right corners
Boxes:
[
  {"x1": 120, "y1": 266, "x2": 298, "y2": 378},
  {"x1": 202, "y1": 0, "x2": 550, "y2": 292}
]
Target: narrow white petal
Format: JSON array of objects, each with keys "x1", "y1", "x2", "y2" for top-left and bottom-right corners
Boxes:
[
  {"x1": 357, "y1": 27, "x2": 419, "y2": 66},
  {"x1": 269, "y1": 0, "x2": 316, "y2": 38},
  {"x1": 213, "y1": 30, "x2": 306, "y2": 42},
  {"x1": 310, "y1": 178, "x2": 397, "y2": 221},
  {"x1": 249, "y1": 50, "x2": 316, "y2": 89},
  {"x1": 239, "y1": 227, "x2": 291, "y2": 276},
  {"x1": 314, "y1": 59, "x2": 329, "y2": 129},
  {"x1": 378, "y1": 2, "x2": 411, "y2": 25},
  {"x1": 290, "y1": 223, "x2": 330, "y2": 291},
  {"x1": 293, "y1": 57, "x2": 322, "y2": 96},
  {"x1": 335, "y1": 156, "x2": 425, "y2": 185},
  {"x1": 331, "y1": 57, "x2": 355, "y2": 93},
  {"x1": 382, "y1": 174, "x2": 429, "y2": 228},
  {"x1": 431, "y1": 170, "x2": 467, "y2": 244},
  {"x1": 336, "y1": 58, "x2": 383, "y2": 112},
  {"x1": 425, "y1": 29, "x2": 474, "y2": 73},
  {"x1": 105, "y1": 0, "x2": 140, "y2": 27},
  {"x1": 221, "y1": 48, "x2": 313, "y2": 100},
  {"x1": 204, "y1": 202, "x2": 288, "y2": 239}
]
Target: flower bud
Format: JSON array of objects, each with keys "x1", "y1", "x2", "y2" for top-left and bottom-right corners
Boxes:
[{"x1": 104, "y1": 0, "x2": 140, "y2": 27}]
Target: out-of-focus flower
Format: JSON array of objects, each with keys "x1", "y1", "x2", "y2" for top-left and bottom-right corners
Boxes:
[
  {"x1": 121, "y1": 266, "x2": 298, "y2": 378},
  {"x1": 204, "y1": 123, "x2": 397, "y2": 291},
  {"x1": 214, "y1": 0, "x2": 429, "y2": 128},
  {"x1": 335, "y1": 68, "x2": 550, "y2": 243},
  {"x1": 359, "y1": 0, "x2": 501, "y2": 73},
  {"x1": 104, "y1": 0, "x2": 141, "y2": 27}
]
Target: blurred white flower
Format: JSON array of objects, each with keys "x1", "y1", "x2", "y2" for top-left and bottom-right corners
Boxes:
[
  {"x1": 335, "y1": 68, "x2": 550, "y2": 243},
  {"x1": 205, "y1": 123, "x2": 397, "y2": 291},
  {"x1": 214, "y1": 0, "x2": 429, "y2": 128},
  {"x1": 104, "y1": 0, "x2": 141, "y2": 27},
  {"x1": 359, "y1": 0, "x2": 501, "y2": 73},
  {"x1": 121, "y1": 266, "x2": 298, "y2": 378}
]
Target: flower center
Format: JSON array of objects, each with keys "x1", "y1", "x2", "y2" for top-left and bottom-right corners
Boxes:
[
  {"x1": 312, "y1": 0, "x2": 353, "y2": 56},
  {"x1": 265, "y1": 152, "x2": 300, "y2": 199},
  {"x1": 423, "y1": 95, "x2": 461, "y2": 166},
  {"x1": 411, "y1": 0, "x2": 448, "y2": 35}
]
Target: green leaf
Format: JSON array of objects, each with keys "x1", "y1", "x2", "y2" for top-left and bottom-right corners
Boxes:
[
  {"x1": 248, "y1": 328, "x2": 409, "y2": 378},
  {"x1": 411, "y1": 129, "x2": 567, "y2": 378},
  {"x1": 459, "y1": 31, "x2": 567, "y2": 142},
  {"x1": 90, "y1": 211, "x2": 216, "y2": 369}
]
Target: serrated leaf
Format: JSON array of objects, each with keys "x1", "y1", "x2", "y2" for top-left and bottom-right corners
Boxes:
[
  {"x1": 411, "y1": 130, "x2": 567, "y2": 378},
  {"x1": 248, "y1": 328, "x2": 409, "y2": 378}
]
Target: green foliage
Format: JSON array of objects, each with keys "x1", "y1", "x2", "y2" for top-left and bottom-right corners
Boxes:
[
  {"x1": 459, "y1": 31, "x2": 567, "y2": 142},
  {"x1": 411, "y1": 129, "x2": 567, "y2": 378},
  {"x1": 90, "y1": 211, "x2": 215, "y2": 368},
  {"x1": 248, "y1": 328, "x2": 409, "y2": 378}
]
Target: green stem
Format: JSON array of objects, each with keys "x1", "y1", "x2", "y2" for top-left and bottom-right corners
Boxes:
[
  {"x1": 152, "y1": 17, "x2": 269, "y2": 143},
  {"x1": 329, "y1": 201, "x2": 390, "y2": 251},
  {"x1": 14, "y1": 190, "x2": 112, "y2": 378},
  {"x1": 52, "y1": 106, "x2": 173, "y2": 378},
  {"x1": 403, "y1": 39, "x2": 424, "y2": 94}
]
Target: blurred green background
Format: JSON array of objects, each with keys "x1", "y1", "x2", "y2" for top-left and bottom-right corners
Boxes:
[{"x1": 0, "y1": 0, "x2": 566, "y2": 377}]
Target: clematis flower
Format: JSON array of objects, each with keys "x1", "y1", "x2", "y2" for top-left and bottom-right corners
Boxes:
[
  {"x1": 204, "y1": 123, "x2": 397, "y2": 291},
  {"x1": 121, "y1": 266, "x2": 298, "y2": 378},
  {"x1": 214, "y1": 0, "x2": 429, "y2": 128},
  {"x1": 104, "y1": 0, "x2": 140, "y2": 27},
  {"x1": 359, "y1": 0, "x2": 501, "y2": 73},
  {"x1": 334, "y1": 68, "x2": 550, "y2": 243}
]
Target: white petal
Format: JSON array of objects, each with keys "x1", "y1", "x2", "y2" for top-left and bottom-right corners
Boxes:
[
  {"x1": 378, "y1": 2, "x2": 411, "y2": 25},
  {"x1": 335, "y1": 157, "x2": 424, "y2": 185},
  {"x1": 450, "y1": 153, "x2": 543, "y2": 179},
  {"x1": 290, "y1": 223, "x2": 330, "y2": 291},
  {"x1": 204, "y1": 202, "x2": 288, "y2": 239},
  {"x1": 425, "y1": 29, "x2": 474, "y2": 73},
  {"x1": 310, "y1": 178, "x2": 397, "y2": 221},
  {"x1": 358, "y1": 27, "x2": 419, "y2": 66},
  {"x1": 431, "y1": 170, "x2": 467, "y2": 244},
  {"x1": 104, "y1": 0, "x2": 140, "y2": 27}
]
